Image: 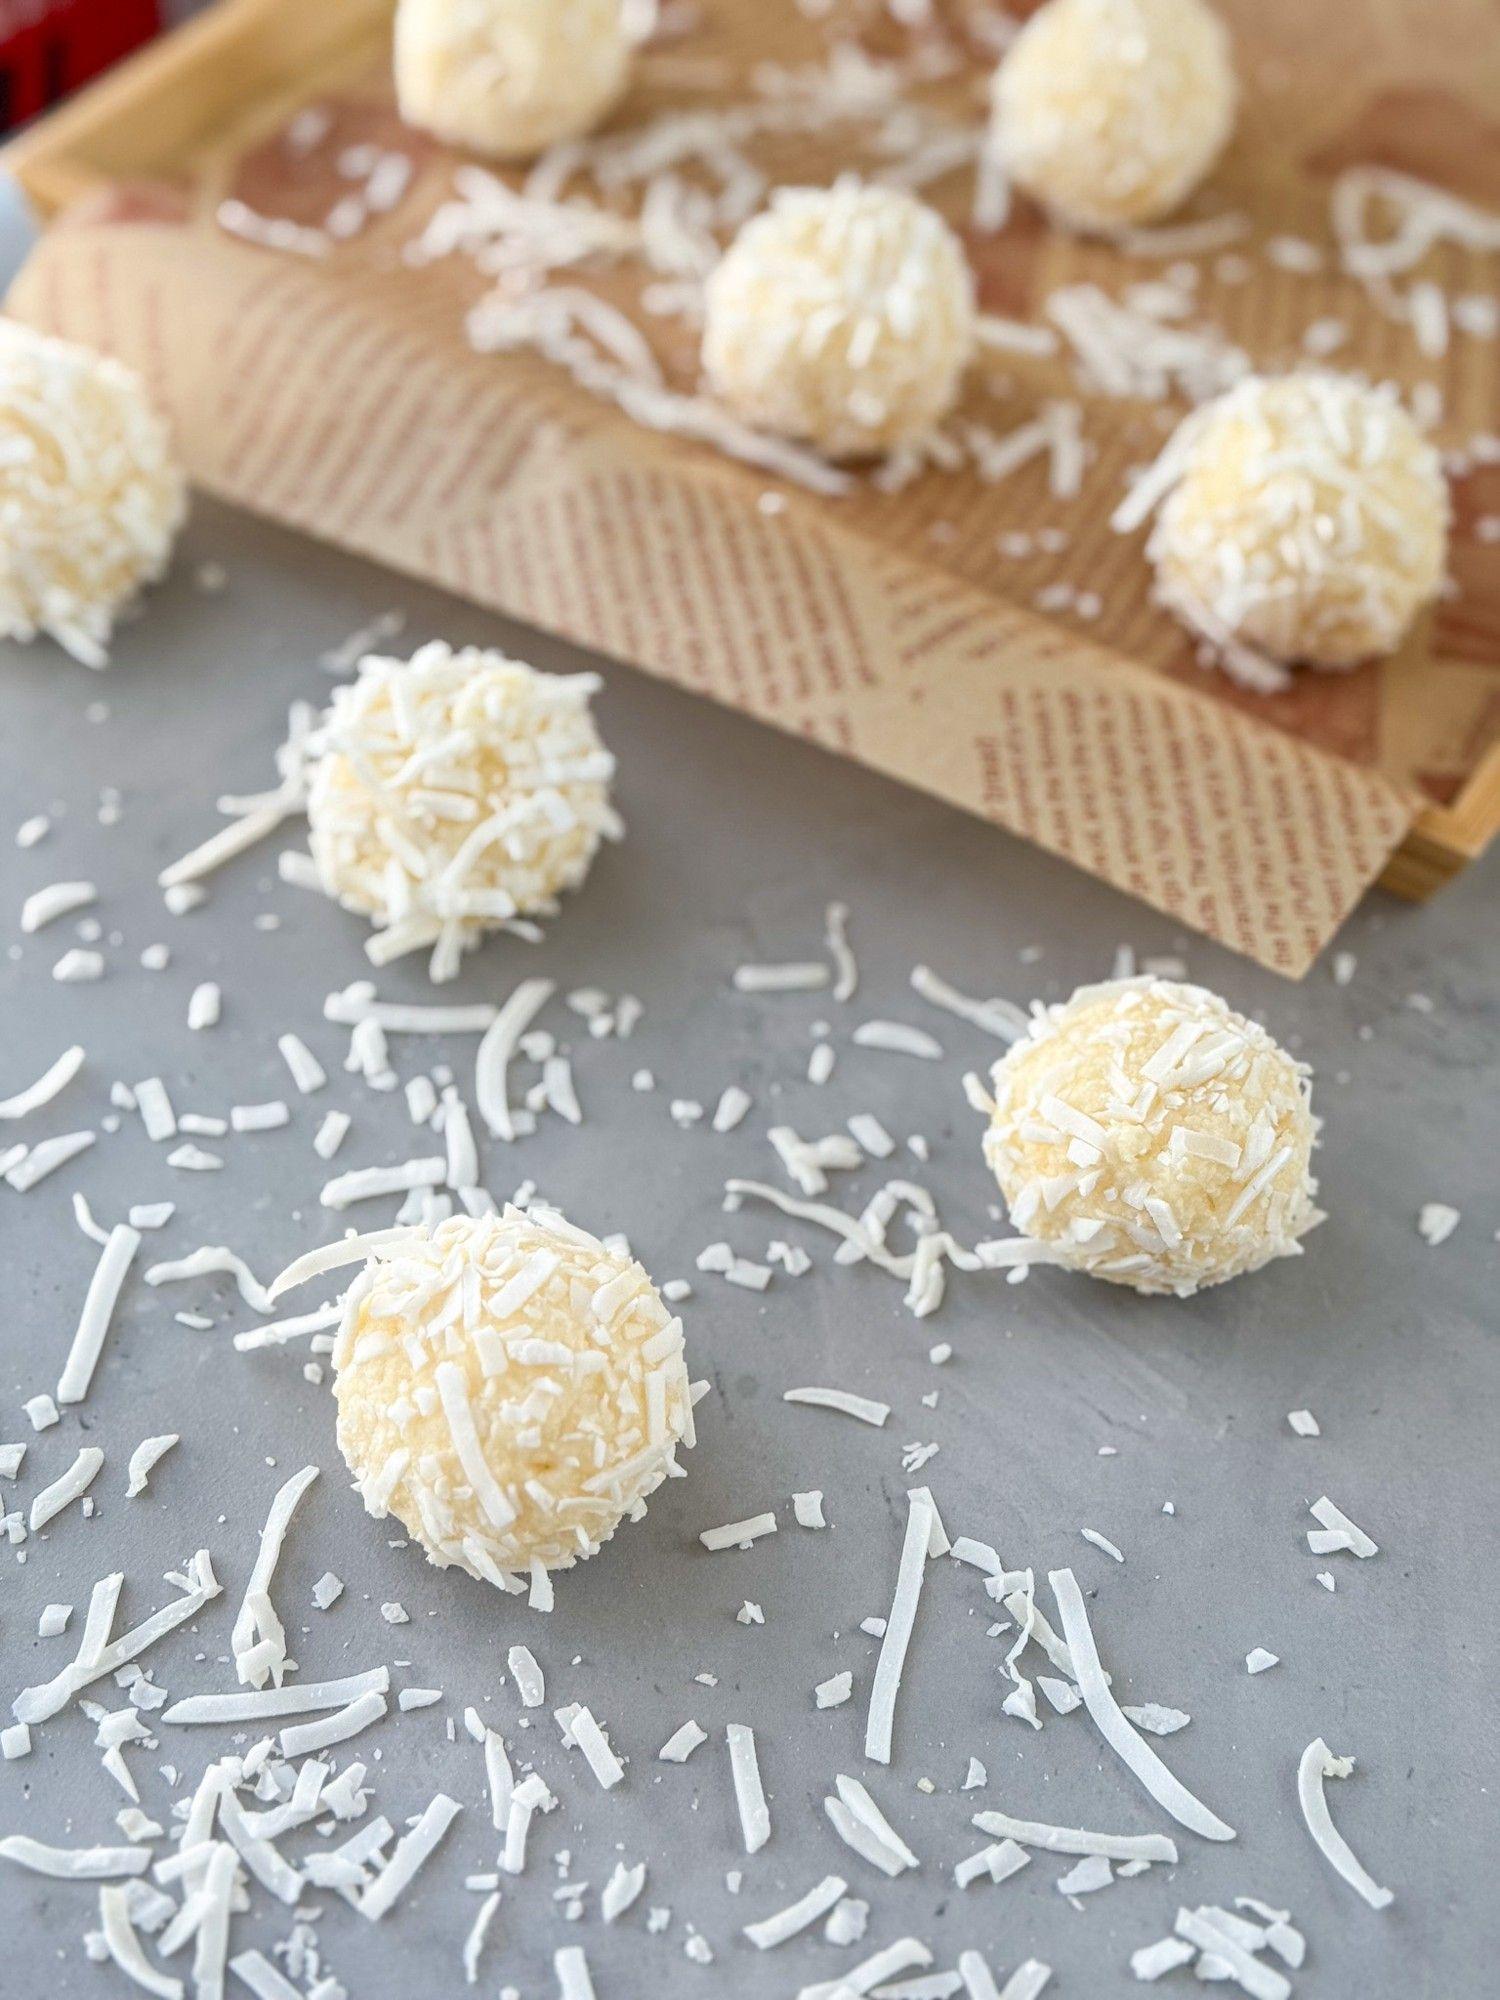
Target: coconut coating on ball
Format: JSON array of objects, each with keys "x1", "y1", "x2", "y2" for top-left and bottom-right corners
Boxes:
[
  {"x1": 981, "y1": 977, "x2": 1319, "y2": 1296},
  {"x1": 305, "y1": 641, "x2": 621, "y2": 978},
  {"x1": 394, "y1": 0, "x2": 633, "y2": 161},
  {"x1": 1148, "y1": 371, "x2": 1450, "y2": 675},
  {"x1": 333, "y1": 1209, "x2": 695, "y2": 1586},
  {"x1": 702, "y1": 179, "x2": 978, "y2": 458},
  {"x1": 991, "y1": 0, "x2": 1236, "y2": 233},
  {"x1": 0, "y1": 322, "x2": 186, "y2": 668}
]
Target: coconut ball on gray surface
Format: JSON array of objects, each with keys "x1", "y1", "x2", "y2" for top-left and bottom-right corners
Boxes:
[
  {"x1": 702, "y1": 179, "x2": 978, "y2": 458},
  {"x1": 979, "y1": 976, "x2": 1320, "y2": 1296},
  {"x1": 394, "y1": 0, "x2": 634, "y2": 161},
  {"x1": 332, "y1": 1208, "x2": 695, "y2": 1589},
  {"x1": 304, "y1": 639, "x2": 620, "y2": 979},
  {"x1": 0, "y1": 321, "x2": 186, "y2": 667}
]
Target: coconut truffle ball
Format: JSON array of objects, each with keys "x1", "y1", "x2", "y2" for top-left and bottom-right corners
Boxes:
[
  {"x1": 991, "y1": 0, "x2": 1236, "y2": 233},
  {"x1": 333, "y1": 1208, "x2": 695, "y2": 1586},
  {"x1": 702, "y1": 180, "x2": 978, "y2": 458},
  {"x1": 1147, "y1": 372, "x2": 1450, "y2": 676},
  {"x1": 0, "y1": 322, "x2": 186, "y2": 667},
  {"x1": 305, "y1": 640, "x2": 620, "y2": 977},
  {"x1": 981, "y1": 977, "x2": 1319, "y2": 1296},
  {"x1": 394, "y1": 0, "x2": 632, "y2": 161}
]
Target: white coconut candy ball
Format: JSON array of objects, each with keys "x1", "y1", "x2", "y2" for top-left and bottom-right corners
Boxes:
[
  {"x1": 1144, "y1": 372, "x2": 1450, "y2": 681},
  {"x1": 333, "y1": 1208, "x2": 695, "y2": 1587},
  {"x1": 991, "y1": 0, "x2": 1236, "y2": 233},
  {"x1": 0, "y1": 321, "x2": 186, "y2": 668},
  {"x1": 702, "y1": 179, "x2": 978, "y2": 459},
  {"x1": 980, "y1": 977, "x2": 1319, "y2": 1296},
  {"x1": 305, "y1": 640, "x2": 621, "y2": 979},
  {"x1": 394, "y1": 0, "x2": 633, "y2": 161}
]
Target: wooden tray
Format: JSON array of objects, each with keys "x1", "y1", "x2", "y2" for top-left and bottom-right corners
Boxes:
[{"x1": 5, "y1": 0, "x2": 1498, "y2": 903}]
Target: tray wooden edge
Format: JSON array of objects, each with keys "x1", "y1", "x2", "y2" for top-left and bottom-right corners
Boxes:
[
  {"x1": 2, "y1": 0, "x2": 388, "y2": 218},
  {"x1": 2, "y1": 0, "x2": 1495, "y2": 904}
]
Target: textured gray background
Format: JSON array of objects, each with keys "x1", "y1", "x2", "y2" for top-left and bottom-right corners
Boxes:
[{"x1": 0, "y1": 172, "x2": 1498, "y2": 2000}]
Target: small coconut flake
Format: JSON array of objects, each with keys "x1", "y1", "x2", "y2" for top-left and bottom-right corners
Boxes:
[
  {"x1": 699, "y1": 1511, "x2": 778, "y2": 1551},
  {"x1": 311, "y1": 1572, "x2": 344, "y2": 1610},
  {"x1": 163, "y1": 1667, "x2": 388, "y2": 1725},
  {"x1": 475, "y1": 977, "x2": 556, "y2": 1141},
  {"x1": 185, "y1": 982, "x2": 221, "y2": 1032},
  {"x1": 280, "y1": 1688, "x2": 389, "y2": 1758},
  {"x1": 732, "y1": 962, "x2": 830, "y2": 993},
  {"x1": 1306, "y1": 1496, "x2": 1378, "y2": 1559},
  {"x1": 712, "y1": 1085, "x2": 752, "y2": 1133},
  {"x1": 793, "y1": 1490, "x2": 826, "y2": 1529},
  {"x1": 726, "y1": 1723, "x2": 771, "y2": 1852},
  {"x1": 125, "y1": 1435, "x2": 179, "y2": 1499},
  {"x1": 8, "y1": 1129, "x2": 95, "y2": 1187},
  {"x1": 166, "y1": 1142, "x2": 221, "y2": 1172},
  {"x1": 24, "y1": 1393, "x2": 60, "y2": 1431},
  {"x1": 1417, "y1": 1201, "x2": 1460, "y2": 1246},
  {"x1": 554, "y1": 1946, "x2": 599, "y2": 2000},
  {"x1": 1, "y1": 1724, "x2": 31, "y2": 1760},
  {"x1": 783, "y1": 1386, "x2": 890, "y2": 1426},
  {"x1": 742, "y1": 1872, "x2": 847, "y2": 1949},
  {"x1": 1245, "y1": 1649, "x2": 1280, "y2": 1675},
  {"x1": 658, "y1": 1720, "x2": 707, "y2": 1763},
  {"x1": 56, "y1": 1222, "x2": 141, "y2": 1406},
  {"x1": 21, "y1": 879, "x2": 97, "y2": 933},
  {"x1": 1121, "y1": 1704, "x2": 1191, "y2": 1737},
  {"x1": 1049, "y1": 1568, "x2": 1235, "y2": 1842},
  {"x1": 358, "y1": 1792, "x2": 462, "y2": 1920},
  {"x1": 0, "y1": 1044, "x2": 85, "y2": 1120},
  {"x1": 1080, "y1": 1527, "x2": 1124, "y2": 1563},
  {"x1": 1056, "y1": 1855, "x2": 1113, "y2": 1896},
  {"x1": 1130, "y1": 1936, "x2": 1197, "y2": 1981},
  {"x1": 601, "y1": 1859, "x2": 646, "y2": 1922},
  {"x1": 1287, "y1": 1409, "x2": 1320, "y2": 1438},
  {"x1": 828, "y1": 1938, "x2": 933, "y2": 1995},
  {"x1": 52, "y1": 949, "x2": 104, "y2": 983},
  {"x1": 29, "y1": 1445, "x2": 105, "y2": 1531},
  {"x1": 1296, "y1": 1737, "x2": 1393, "y2": 1910},
  {"x1": 231, "y1": 1100, "x2": 290, "y2": 1133},
  {"x1": 971, "y1": 1809, "x2": 1178, "y2": 1865},
  {"x1": 826, "y1": 903, "x2": 859, "y2": 1002},
  {"x1": 508, "y1": 1644, "x2": 545, "y2": 1706},
  {"x1": 816, "y1": 1672, "x2": 853, "y2": 1709},
  {"x1": 865, "y1": 1489, "x2": 936, "y2": 1764},
  {"x1": 910, "y1": 966, "x2": 1027, "y2": 1042},
  {"x1": 1172, "y1": 1908, "x2": 1291, "y2": 2000},
  {"x1": 232, "y1": 1464, "x2": 319, "y2": 1689},
  {"x1": 278, "y1": 1033, "x2": 327, "y2": 1095},
  {"x1": 0, "y1": 1836, "x2": 150, "y2": 1879},
  {"x1": 853, "y1": 1020, "x2": 944, "y2": 1059}
]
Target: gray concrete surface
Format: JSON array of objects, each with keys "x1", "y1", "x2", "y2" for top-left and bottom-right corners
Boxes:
[{"x1": 0, "y1": 171, "x2": 1497, "y2": 2000}]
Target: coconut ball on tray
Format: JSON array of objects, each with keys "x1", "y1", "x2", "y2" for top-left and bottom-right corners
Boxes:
[
  {"x1": 1141, "y1": 371, "x2": 1450, "y2": 686},
  {"x1": 0, "y1": 321, "x2": 186, "y2": 668},
  {"x1": 303, "y1": 640, "x2": 621, "y2": 979},
  {"x1": 330, "y1": 1208, "x2": 695, "y2": 1590},
  {"x1": 702, "y1": 179, "x2": 978, "y2": 459},
  {"x1": 976, "y1": 976, "x2": 1320, "y2": 1297},
  {"x1": 394, "y1": 0, "x2": 634, "y2": 161},
  {"x1": 990, "y1": 0, "x2": 1237, "y2": 234}
]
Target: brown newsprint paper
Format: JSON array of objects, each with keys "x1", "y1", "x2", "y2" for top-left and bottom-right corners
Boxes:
[{"x1": 10, "y1": 0, "x2": 1500, "y2": 973}]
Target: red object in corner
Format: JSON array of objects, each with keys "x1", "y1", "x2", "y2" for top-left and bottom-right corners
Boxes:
[{"x1": 0, "y1": 0, "x2": 161, "y2": 132}]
